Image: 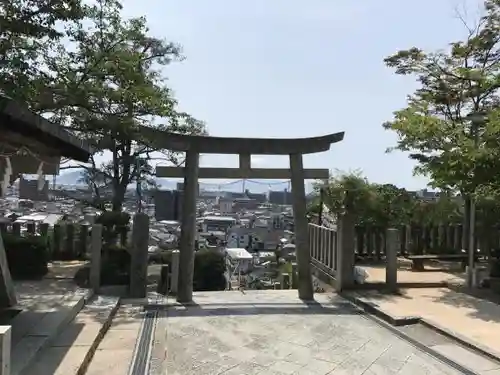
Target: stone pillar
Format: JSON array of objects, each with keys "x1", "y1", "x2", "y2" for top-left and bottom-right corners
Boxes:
[
  {"x1": 335, "y1": 194, "x2": 355, "y2": 292},
  {"x1": 0, "y1": 232, "x2": 16, "y2": 308},
  {"x1": 78, "y1": 224, "x2": 89, "y2": 258},
  {"x1": 38, "y1": 223, "x2": 49, "y2": 237},
  {"x1": 289, "y1": 153, "x2": 313, "y2": 300},
  {"x1": 90, "y1": 224, "x2": 102, "y2": 292},
  {"x1": 177, "y1": 151, "x2": 199, "y2": 303},
  {"x1": 11, "y1": 223, "x2": 20, "y2": 237},
  {"x1": 65, "y1": 224, "x2": 75, "y2": 259},
  {"x1": 385, "y1": 228, "x2": 398, "y2": 293},
  {"x1": 0, "y1": 326, "x2": 10, "y2": 375},
  {"x1": 53, "y1": 224, "x2": 62, "y2": 259},
  {"x1": 26, "y1": 222, "x2": 35, "y2": 234},
  {"x1": 130, "y1": 213, "x2": 150, "y2": 298},
  {"x1": 171, "y1": 250, "x2": 179, "y2": 294},
  {"x1": 119, "y1": 226, "x2": 128, "y2": 247}
]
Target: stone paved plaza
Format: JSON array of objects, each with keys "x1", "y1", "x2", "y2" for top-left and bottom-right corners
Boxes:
[{"x1": 163, "y1": 290, "x2": 463, "y2": 375}]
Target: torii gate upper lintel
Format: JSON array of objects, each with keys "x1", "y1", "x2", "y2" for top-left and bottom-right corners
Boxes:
[{"x1": 144, "y1": 127, "x2": 345, "y2": 303}]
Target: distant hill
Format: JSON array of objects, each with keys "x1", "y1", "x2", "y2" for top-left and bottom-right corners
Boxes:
[{"x1": 54, "y1": 168, "x2": 314, "y2": 193}]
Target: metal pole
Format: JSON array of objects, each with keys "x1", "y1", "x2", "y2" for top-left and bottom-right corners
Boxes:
[
  {"x1": 467, "y1": 198, "x2": 476, "y2": 287},
  {"x1": 466, "y1": 111, "x2": 484, "y2": 288}
]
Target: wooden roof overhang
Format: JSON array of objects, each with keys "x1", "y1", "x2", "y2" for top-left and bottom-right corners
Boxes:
[{"x1": 0, "y1": 94, "x2": 91, "y2": 162}]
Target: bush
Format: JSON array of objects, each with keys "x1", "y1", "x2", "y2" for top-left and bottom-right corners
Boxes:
[
  {"x1": 194, "y1": 251, "x2": 226, "y2": 291},
  {"x1": 96, "y1": 211, "x2": 130, "y2": 246},
  {"x1": 2, "y1": 233, "x2": 48, "y2": 280},
  {"x1": 160, "y1": 250, "x2": 226, "y2": 291},
  {"x1": 101, "y1": 244, "x2": 131, "y2": 285}
]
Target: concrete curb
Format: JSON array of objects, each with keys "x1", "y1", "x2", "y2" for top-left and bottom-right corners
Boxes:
[
  {"x1": 12, "y1": 289, "x2": 94, "y2": 375},
  {"x1": 344, "y1": 292, "x2": 500, "y2": 366},
  {"x1": 355, "y1": 307, "x2": 479, "y2": 375},
  {"x1": 419, "y1": 318, "x2": 500, "y2": 365},
  {"x1": 341, "y1": 293, "x2": 419, "y2": 326},
  {"x1": 76, "y1": 297, "x2": 121, "y2": 375}
]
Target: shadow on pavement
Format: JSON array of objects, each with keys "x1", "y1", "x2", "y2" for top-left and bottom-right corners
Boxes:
[{"x1": 168, "y1": 299, "x2": 361, "y2": 318}]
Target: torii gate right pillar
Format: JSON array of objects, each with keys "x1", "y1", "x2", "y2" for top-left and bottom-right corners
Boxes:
[{"x1": 289, "y1": 153, "x2": 314, "y2": 300}]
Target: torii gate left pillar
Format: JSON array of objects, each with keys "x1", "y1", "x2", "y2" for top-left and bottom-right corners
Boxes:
[{"x1": 146, "y1": 130, "x2": 345, "y2": 303}]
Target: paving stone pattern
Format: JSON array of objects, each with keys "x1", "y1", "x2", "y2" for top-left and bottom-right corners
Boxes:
[{"x1": 163, "y1": 290, "x2": 463, "y2": 375}]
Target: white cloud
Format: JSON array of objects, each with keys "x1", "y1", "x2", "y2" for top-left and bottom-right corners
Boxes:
[{"x1": 251, "y1": 155, "x2": 267, "y2": 167}]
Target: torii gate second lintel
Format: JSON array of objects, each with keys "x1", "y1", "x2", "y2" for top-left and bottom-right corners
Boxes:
[{"x1": 148, "y1": 129, "x2": 346, "y2": 304}]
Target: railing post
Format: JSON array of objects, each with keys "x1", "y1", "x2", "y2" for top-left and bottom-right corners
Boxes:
[
  {"x1": 90, "y1": 224, "x2": 102, "y2": 292},
  {"x1": 329, "y1": 229, "x2": 337, "y2": 270},
  {"x1": 386, "y1": 228, "x2": 398, "y2": 293}
]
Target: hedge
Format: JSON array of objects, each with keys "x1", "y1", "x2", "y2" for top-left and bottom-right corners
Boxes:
[
  {"x1": 160, "y1": 250, "x2": 226, "y2": 291},
  {"x1": 2, "y1": 233, "x2": 49, "y2": 280},
  {"x1": 100, "y1": 244, "x2": 131, "y2": 285}
]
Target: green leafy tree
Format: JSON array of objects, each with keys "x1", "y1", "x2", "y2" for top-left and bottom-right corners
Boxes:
[
  {"x1": 370, "y1": 184, "x2": 414, "y2": 226},
  {"x1": 311, "y1": 171, "x2": 465, "y2": 228},
  {"x1": 313, "y1": 171, "x2": 375, "y2": 224},
  {"x1": 383, "y1": 1, "x2": 500, "y2": 194},
  {"x1": 383, "y1": 1, "x2": 500, "y2": 247},
  {"x1": 410, "y1": 194, "x2": 462, "y2": 226},
  {"x1": 39, "y1": 0, "x2": 206, "y2": 211},
  {"x1": 0, "y1": 0, "x2": 85, "y2": 104}
]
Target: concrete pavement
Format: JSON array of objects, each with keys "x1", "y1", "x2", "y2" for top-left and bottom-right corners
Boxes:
[{"x1": 160, "y1": 290, "x2": 464, "y2": 375}]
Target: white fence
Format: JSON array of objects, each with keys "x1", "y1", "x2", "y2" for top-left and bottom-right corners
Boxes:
[{"x1": 308, "y1": 223, "x2": 337, "y2": 278}]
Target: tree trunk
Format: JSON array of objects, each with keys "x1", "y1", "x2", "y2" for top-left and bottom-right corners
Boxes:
[{"x1": 112, "y1": 186, "x2": 125, "y2": 212}]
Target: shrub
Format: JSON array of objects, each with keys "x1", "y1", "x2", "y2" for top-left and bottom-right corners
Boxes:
[
  {"x1": 159, "y1": 250, "x2": 226, "y2": 291},
  {"x1": 2, "y1": 233, "x2": 48, "y2": 280},
  {"x1": 96, "y1": 211, "x2": 130, "y2": 246},
  {"x1": 194, "y1": 250, "x2": 226, "y2": 291},
  {"x1": 101, "y1": 244, "x2": 131, "y2": 285}
]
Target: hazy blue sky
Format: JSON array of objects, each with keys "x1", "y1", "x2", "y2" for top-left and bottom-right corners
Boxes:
[{"x1": 108, "y1": 0, "x2": 482, "y2": 189}]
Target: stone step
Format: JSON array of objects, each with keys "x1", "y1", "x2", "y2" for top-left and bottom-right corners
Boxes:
[
  {"x1": 11, "y1": 289, "x2": 93, "y2": 375},
  {"x1": 20, "y1": 295, "x2": 120, "y2": 375}
]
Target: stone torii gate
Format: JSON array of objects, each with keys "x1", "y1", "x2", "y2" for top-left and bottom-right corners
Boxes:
[{"x1": 140, "y1": 128, "x2": 344, "y2": 302}]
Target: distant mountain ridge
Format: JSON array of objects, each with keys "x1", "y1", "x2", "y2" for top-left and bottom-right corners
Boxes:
[{"x1": 54, "y1": 168, "x2": 314, "y2": 193}]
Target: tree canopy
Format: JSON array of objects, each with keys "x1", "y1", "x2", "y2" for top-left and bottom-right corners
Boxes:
[
  {"x1": 1, "y1": 0, "x2": 206, "y2": 211},
  {"x1": 308, "y1": 171, "x2": 498, "y2": 228},
  {"x1": 383, "y1": 0, "x2": 500, "y2": 196}
]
